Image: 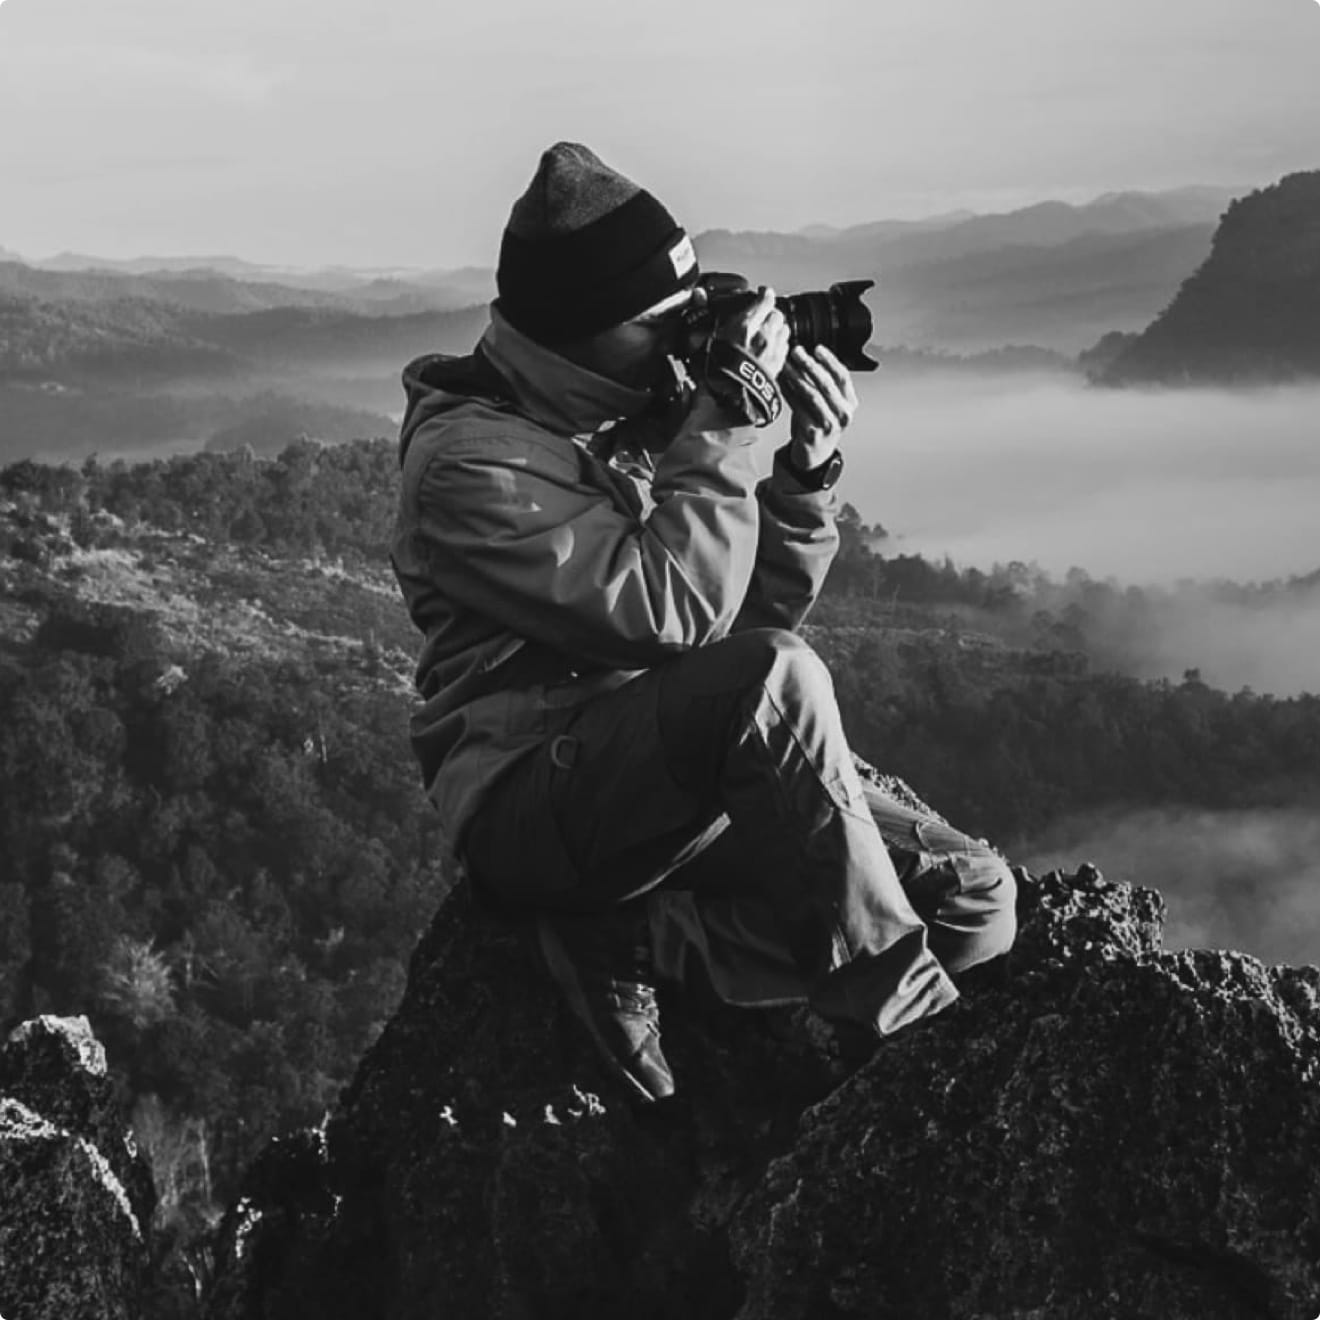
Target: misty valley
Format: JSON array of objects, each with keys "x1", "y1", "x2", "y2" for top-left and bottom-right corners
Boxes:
[
  {"x1": 2, "y1": 173, "x2": 1319, "y2": 1286},
  {"x1": 9, "y1": 0, "x2": 1320, "y2": 1295}
]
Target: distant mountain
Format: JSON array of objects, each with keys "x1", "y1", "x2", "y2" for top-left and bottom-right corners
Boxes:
[
  {"x1": 871, "y1": 224, "x2": 1220, "y2": 354},
  {"x1": 286, "y1": 264, "x2": 494, "y2": 303},
  {"x1": 31, "y1": 250, "x2": 462, "y2": 287},
  {"x1": 799, "y1": 186, "x2": 1235, "y2": 268},
  {"x1": 3, "y1": 184, "x2": 1243, "y2": 355},
  {"x1": 147, "y1": 262, "x2": 495, "y2": 312},
  {"x1": 0, "y1": 260, "x2": 348, "y2": 316},
  {"x1": 0, "y1": 180, "x2": 1255, "y2": 400},
  {"x1": 1102, "y1": 172, "x2": 1320, "y2": 384},
  {"x1": 697, "y1": 226, "x2": 1220, "y2": 355},
  {"x1": 0, "y1": 289, "x2": 487, "y2": 383},
  {"x1": 906, "y1": 186, "x2": 1237, "y2": 255},
  {"x1": 175, "y1": 303, "x2": 490, "y2": 373},
  {"x1": 0, "y1": 291, "x2": 239, "y2": 379},
  {"x1": 0, "y1": 289, "x2": 486, "y2": 463},
  {"x1": 0, "y1": 258, "x2": 486, "y2": 318},
  {"x1": 36, "y1": 251, "x2": 296, "y2": 279},
  {"x1": 797, "y1": 209, "x2": 977, "y2": 242},
  {"x1": 695, "y1": 185, "x2": 1243, "y2": 353}
]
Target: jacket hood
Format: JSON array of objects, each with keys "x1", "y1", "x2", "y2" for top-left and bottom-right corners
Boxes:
[
  {"x1": 397, "y1": 351, "x2": 495, "y2": 467},
  {"x1": 397, "y1": 303, "x2": 654, "y2": 465}
]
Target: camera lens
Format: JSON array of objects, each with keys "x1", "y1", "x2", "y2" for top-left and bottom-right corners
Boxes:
[{"x1": 777, "y1": 281, "x2": 877, "y2": 372}]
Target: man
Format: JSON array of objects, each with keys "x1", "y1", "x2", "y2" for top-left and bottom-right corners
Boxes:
[{"x1": 391, "y1": 143, "x2": 1016, "y2": 1103}]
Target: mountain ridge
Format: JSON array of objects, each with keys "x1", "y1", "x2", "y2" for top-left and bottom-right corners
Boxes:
[
  {"x1": 0, "y1": 183, "x2": 1249, "y2": 398},
  {"x1": 1103, "y1": 170, "x2": 1320, "y2": 383},
  {"x1": 707, "y1": 182, "x2": 1239, "y2": 263},
  {"x1": 0, "y1": 259, "x2": 486, "y2": 319},
  {"x1": 3, "y1": 183, "x2": 1243, "y2": 281},
  {"x1": 693, "y1": 187, "x2": 1240, "y2": 352}
]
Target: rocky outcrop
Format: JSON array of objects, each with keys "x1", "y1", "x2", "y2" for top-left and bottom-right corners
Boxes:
[
  {"x1": 203, "y1": 877, "x2": 832, "y2": 1320},
  {"x1": 203, "y1": 857, "x2": 1320, "y2": 1320},
  {"x1": 1104, "y1": 170, "x2": 1320, "y2": 383},
  {"x1": 731, "y1": 873, "x2": 1320, "y2": 1318},
  {"x1": 0, "y1": 1015, "x2": 154, "y2": 1320}
]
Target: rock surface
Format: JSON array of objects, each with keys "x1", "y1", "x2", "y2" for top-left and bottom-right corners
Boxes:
[
  {"x1": 0, "y1": 1015, "x2": 154, "y2": 1320},
  {"x1": 731, "y1": 870, "x2": 1320, "y2": 1318},
  {"x1": 202, "y1": 854, "x2": 1320, "y2": 1320},
  {"x1": 204, "y1": 879, "x2": 833, "y2": 1320}
]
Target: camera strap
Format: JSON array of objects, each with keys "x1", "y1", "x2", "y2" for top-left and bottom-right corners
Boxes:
[{"x1": 700, "y1": 340, "x2": 784, "y2": 428}]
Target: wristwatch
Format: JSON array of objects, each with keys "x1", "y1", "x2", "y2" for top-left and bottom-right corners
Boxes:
[{"x1": 775, "y1": 444, "x2": 844, "y2": 492}]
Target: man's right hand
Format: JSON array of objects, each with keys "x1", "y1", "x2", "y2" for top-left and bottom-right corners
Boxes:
[
  {"x1": 714, "y1": 287, "x2": 791, "y2": 381},
  {"x1": 690, "y1": 287, "x2": 791, "y2": 429}
]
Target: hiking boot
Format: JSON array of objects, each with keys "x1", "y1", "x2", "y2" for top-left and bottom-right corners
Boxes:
[{"x1": 535, "y1": 907, "x2": 675, "y2": 1103}]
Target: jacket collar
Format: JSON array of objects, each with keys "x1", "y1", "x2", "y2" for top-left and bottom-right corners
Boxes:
[{"x1": 479, "y1": 303, "x2": 653, "y2": 436}]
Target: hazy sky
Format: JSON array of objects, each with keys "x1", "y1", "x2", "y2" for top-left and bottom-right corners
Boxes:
[{"x1": 1, "y1": 0, "x2": 1318, "y2": 268}]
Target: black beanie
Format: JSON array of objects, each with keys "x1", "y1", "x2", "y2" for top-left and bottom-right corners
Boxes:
[{"x1": 496, "y1": 142, "x2": 700, "y2": 343}]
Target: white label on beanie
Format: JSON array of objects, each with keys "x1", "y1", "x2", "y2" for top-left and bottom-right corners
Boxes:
[{"x1": 669, "y1": 234, "x2": 696, "y2": 278}]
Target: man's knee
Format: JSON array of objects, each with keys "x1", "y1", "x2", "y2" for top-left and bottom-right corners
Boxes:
[
  {"x1": 978, "y1": 854, "x2": 1018, "y2": 960},
  {"x1": 944, "y1": 852, "x2": 1018, "y2": 969}
]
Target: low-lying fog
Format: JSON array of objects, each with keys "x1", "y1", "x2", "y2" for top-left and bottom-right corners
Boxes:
[
  {"x1": 80, "y1": 371, "x2": 1318, "y2": 694},
  {"x1": 841, "y1": 376, "x2": 1320, "y2": 695},
  {"x1": 1023, "y1": 806, "x2": 1320, "y2": 967},
  {"x1": 845, "y1": 376, "x2": 1316, "y2": 582}
]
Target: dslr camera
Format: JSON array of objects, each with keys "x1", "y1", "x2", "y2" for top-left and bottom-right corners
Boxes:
[
  {"x1": 682, "y1": 272, "x2": 878, "y2": 374},
  {"x1": 676, "y1": 272, "x2": 876, "y2": 427}
]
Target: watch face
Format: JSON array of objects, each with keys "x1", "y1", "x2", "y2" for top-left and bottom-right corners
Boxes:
[{"x1": 819, "y1": 451, "x2": 844, "y2": 490}]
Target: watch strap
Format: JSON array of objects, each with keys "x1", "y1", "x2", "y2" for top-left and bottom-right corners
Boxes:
[{"x1": 775, "y1": 444, "x2": 843, "y2": 492}]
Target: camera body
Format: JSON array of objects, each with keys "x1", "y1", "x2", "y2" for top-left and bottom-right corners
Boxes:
[{"x1": 682, "y1": 272, "x2": 878, "y2": 373}]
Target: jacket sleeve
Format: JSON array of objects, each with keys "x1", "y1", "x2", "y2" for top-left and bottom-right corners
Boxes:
[
  {"x1": 412, "y1": 397, "x2": 763, "y2": 669},
  {"x1": 731, "y1": 460, "x2": 840, "y2": 633}
]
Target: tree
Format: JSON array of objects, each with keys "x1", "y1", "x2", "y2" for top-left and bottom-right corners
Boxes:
[{"x1": 98, "y1": 935, "x2": 177, "y2": 1030}]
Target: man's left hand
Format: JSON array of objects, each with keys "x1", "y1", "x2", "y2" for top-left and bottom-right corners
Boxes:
[{"x1": 781, "y1": 344, "x2": 859, "y2": 471}]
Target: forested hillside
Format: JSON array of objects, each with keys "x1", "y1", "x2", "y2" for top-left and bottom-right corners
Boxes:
[
  {"x1": 0, "y1": 288, "x2": 487, "y2": 464},
  {"x1": 0, "y1": 295, "x2": 486, "y2": 383},
  {"x1": 1104, "y1": 171, "x2": 1320, "y2": 383},
  {"x1": 2, "y1": 441, "x2": 1318, "y2": 1260},
  {"x1": 0, "y1": 293, "x2": 238, "y2": 379}
]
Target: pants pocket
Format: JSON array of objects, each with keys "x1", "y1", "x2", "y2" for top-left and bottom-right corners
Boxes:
[{"x1": 463, "y1": 744, "x2": 582, "y2": 907}]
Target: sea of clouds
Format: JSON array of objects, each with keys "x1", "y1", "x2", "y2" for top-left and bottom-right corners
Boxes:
[{"x1": 842, "y1": 376, "x2": 1320, "y2": 695}]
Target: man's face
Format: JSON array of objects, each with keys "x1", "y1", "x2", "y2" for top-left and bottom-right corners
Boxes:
[{"x1": 574, "y1": 289, "x2": 694, "y2": 391}]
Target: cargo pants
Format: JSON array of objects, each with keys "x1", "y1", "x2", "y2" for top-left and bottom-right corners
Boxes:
[{"x1": 462, "y1": 628, "x2": 1017, "y2": 1036}]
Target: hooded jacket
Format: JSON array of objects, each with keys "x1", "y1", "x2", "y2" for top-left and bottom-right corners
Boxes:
[{"x1": 391, "y1": 306, "x2": 840, "y2": 864}]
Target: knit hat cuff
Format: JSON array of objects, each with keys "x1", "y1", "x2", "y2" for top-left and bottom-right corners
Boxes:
[{"x1": 497, "y1": 189, "x2": 699, "y2": 341}]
